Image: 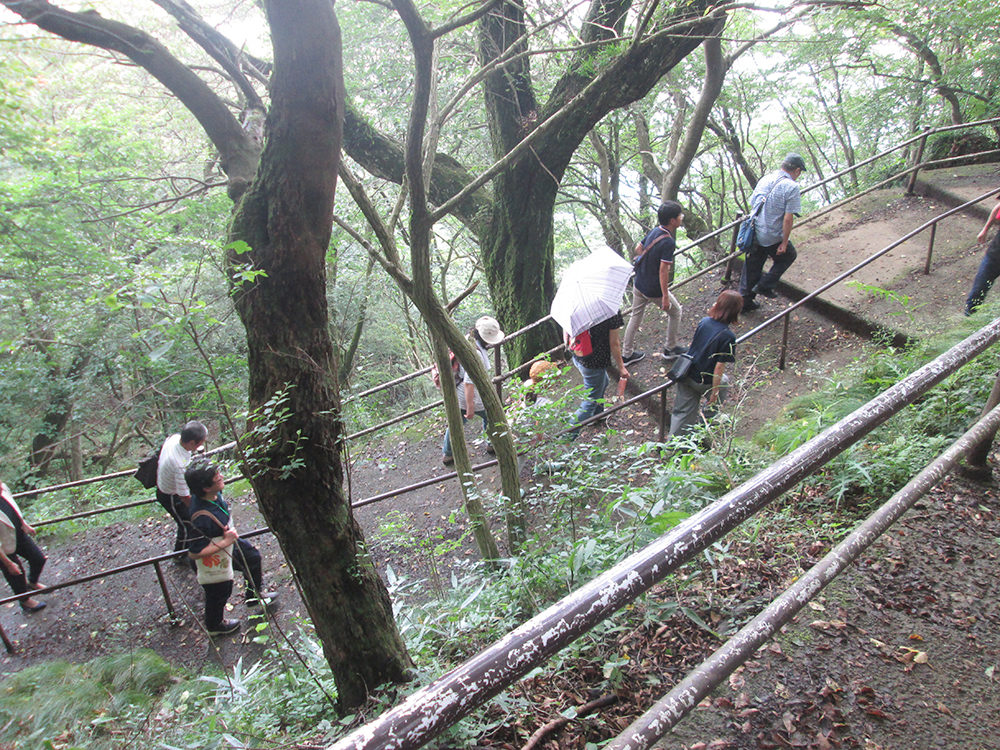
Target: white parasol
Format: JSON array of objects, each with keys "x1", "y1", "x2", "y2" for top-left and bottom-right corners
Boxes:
[{"x1": 549, "y1": 247, "x2": 634, "y2": 337}]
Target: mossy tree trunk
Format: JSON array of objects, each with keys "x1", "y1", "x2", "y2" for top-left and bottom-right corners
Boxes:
[{"x1": 225, "y1": 1, "x2": 412, "y2": 709}]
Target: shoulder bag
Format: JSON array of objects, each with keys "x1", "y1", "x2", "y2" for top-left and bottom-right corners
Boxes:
[{"x1": 189, "y1": 509, "x2": 235, "y2": 585}]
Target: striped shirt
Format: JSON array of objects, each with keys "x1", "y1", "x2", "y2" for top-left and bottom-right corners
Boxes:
[{"x1": 751, "y1": 170, "x2": 802, "y2": 246}]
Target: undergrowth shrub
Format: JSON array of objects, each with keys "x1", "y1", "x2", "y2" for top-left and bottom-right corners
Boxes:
[{"x1": 756, "y1": 334, "x2": 997, "y2": 509}]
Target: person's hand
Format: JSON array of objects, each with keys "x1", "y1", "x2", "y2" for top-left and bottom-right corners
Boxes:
[
  {"x1": 465, "y1": 409, "x2": 475, "y2": 420},
  {"x1": 979, "y1": 230, "x2": 989, "y2": 244},
  {"x1": 619, "y1": 365, "x2": 630, "y2": 381},
  {"x1": 222, "y1": 528, "x2": 239, "y2": 544},
  {"x1": 2, "y1": 557, "x2": 20, "y2": 576},
  {"x1": 776, "y1": 241, "x2": 788, "y2": 255},
  {"x1": 660, "y1": 298, "x2": 671, "y2": 311},
  {"x1": 22, "y1": 523, "x2": 36, "y2": 536}
]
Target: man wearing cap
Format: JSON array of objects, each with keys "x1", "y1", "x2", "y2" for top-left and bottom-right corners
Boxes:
[
  {"x1": 739, "y1": 153, "x2": 807, "y2": 311},
  {"x1": 442, "y1": 316, "x2": 504, "y2": 465}
]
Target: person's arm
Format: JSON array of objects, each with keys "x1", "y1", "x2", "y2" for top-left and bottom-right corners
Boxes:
[
  {"x1": 978, "y1": 208, "x2": 999, "y2": 243},
  {"x1": 777, "y1": 212, "x2": 795, "y2": 254},
  {"x1": 0, "y1": 550, "x2": 20, "y2": 577},
  {"x1": 707, "y1": 361, "x2": 727, "y2": 405},
  {"x1": 464, "y1": 382, "x2": 476, "y2": 420},
  {"x1": 190, "y1": 528, "x2": 238, "y2": 559},
  {"x1": 609, "y1": 328, "x2": 630, "y2": 382},
  {"x1": 659, "y1": 261, "x2": 673, "y2": 310}
]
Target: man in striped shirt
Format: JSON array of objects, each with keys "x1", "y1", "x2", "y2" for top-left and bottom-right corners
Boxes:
[{"x1": 739, "y1": 153, "x2": 806, "y2": 311}]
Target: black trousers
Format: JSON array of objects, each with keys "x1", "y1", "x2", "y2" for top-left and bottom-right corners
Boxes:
[
  {"x1": 200, "y1": 539, "x2": 263, "y2": 628},
  {"x1": 1, "y1": 527, "x2": 47, "y2": 598},
  {"x1": 156, "y1": 490, "x2": 194, "y2": 551}
]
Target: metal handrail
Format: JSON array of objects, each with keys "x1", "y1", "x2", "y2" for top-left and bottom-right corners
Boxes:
[
  {"x1": 0, "y1": 524, "x2": 271, "y2": 653},
  {"x1": 329, "y1": 319, "x2": 1000, "y2": 750},
  {"x1": 608, "y1": 398, "x2": 1000, "y2": 749}
]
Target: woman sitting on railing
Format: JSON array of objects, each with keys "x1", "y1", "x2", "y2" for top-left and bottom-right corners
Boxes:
[{"x1": 669, "y1": 290, "x2": 743, "y2": 439}]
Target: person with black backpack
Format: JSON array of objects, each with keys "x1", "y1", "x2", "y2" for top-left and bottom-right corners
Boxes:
[
  {"x1": 156, "y1": 420, "x2": 207, "y2": 557},
  {"x1": 622, "y1": 201, "x2": 686, "y2": 366}
]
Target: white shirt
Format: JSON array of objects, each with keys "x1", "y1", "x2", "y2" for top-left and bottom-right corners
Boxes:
[
  {"x1": 0, "y1": 482, "x2": 24, "y2": 555},
  {"x1": 457, "y1": 342, "x2": 491, "y2": 412},
  {"x1": 156, "y1": 434, "x2": 193, "y2": 497}
]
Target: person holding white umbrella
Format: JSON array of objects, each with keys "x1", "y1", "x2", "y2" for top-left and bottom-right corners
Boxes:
[
  {"x1": 567, "y1": 313, "x2": 629, "y2": 437},
  {"x1": 550, "y1": 247, "x2": 634, "y2": 438}
]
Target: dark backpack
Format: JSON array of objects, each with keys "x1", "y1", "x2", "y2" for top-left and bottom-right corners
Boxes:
[{"x1": 134, "y1": 445, "x2": 162, "y2": 489}]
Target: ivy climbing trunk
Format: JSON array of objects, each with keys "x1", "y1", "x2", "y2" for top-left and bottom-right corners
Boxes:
[{"x1": 226, "y1": 0, "x2": 411, "y2": 710}]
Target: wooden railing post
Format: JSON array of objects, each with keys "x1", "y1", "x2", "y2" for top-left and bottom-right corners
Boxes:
[
  {"x1": 153, "y1": 560, "x2": 179, "y2": 624},
  {"x1": 723, "y1": 222, "x2": 741, "y2": 286},
  {"x1": 659, "y1": 387, "x2": 667, "y2": 441},
  {"x1": 493, "y1": 346, "x2": 503, "y2": 401}
]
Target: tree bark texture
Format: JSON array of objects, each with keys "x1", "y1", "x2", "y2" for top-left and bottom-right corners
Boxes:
[{"x1": 226, "y1": 1, "x2": 411, "y2": 709}]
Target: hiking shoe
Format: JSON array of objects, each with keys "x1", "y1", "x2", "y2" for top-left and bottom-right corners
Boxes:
[
  {"x1": 741, "y1": 298, "x2": 760, "y2": 312},
  {"x1": 247, "y1": 592, "x2": 279, "y2": 609},
  {"x1": 209, "y1": 619, "x2": 240, "y2": 636},
  {"x1": 753, "y1": 285, "x2": 777, "y2": 299},
  {"x1": 442, "y1": 454, "x2": 454, "y2": 466},
  {"x1": 622, "y1": 351, "x2": 646, "y2": 366},
  {"x1": 663, "y1": 346, "x2": 687, "y2": 358}
]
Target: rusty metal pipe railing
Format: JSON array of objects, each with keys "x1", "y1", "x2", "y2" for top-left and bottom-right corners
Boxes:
[
  {"x1": 13, "y1": 125, "x2": 1000, "y2": 527},
  {"x1": 329, "y1": 319, "x2": 1000, "y2": 750},
  {"x1": 29, "y1": 186, "x2": 1000, "y2": 527},
  {"x1": 0, "y1": 524, "x2": 271, "y2": 652},
  {"x1": 607, "y1": 397, "x2": 1000, "y2": 749}
]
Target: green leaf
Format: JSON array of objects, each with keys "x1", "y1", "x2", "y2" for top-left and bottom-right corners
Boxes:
[{"x1": 225, "y1": 240, "x2": 253, "y2": 255}]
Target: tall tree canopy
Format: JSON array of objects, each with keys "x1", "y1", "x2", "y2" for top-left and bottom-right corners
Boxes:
[{"x1": 1, "y1": 0, "x2": 413, "y2": 709}]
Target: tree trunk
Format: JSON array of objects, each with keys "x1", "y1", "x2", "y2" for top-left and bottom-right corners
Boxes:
[
  {"x1": 227, "y1": 0, "x2": 411, "y2": 710},
  {"x1": 481, "y1": 167, "x2": 562, "y2": 368}
]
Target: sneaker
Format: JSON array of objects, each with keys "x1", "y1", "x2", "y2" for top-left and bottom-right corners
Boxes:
[
  {"x1": 247, "y1": 591, "x2": 279, "y2": 609},
  {"x1": 753, "y1": 285, "x2": 777, "y2": 299},
  {"x1": 209, "y1": 618, "x2": 240, "y2": 636},
  {"x1": 442, "y1": 454, "x2": 454, "y2": 466},
  {"x1": 742, "y1": 298, "x2": 760, "y2": 312},
  {"x1": 666, "y1": 346, "x2": 688, "y2": 356},
  {"x1": 622, "y1": 351, "x2": 646, "y2": 366}
]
